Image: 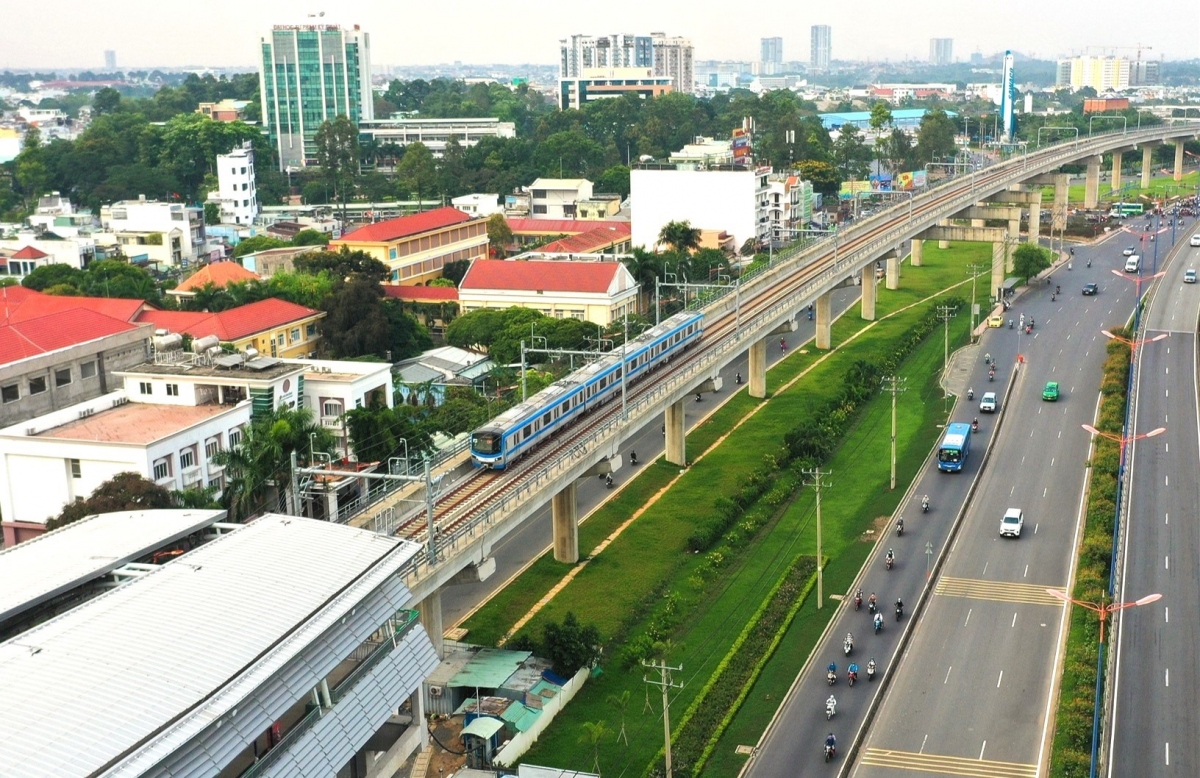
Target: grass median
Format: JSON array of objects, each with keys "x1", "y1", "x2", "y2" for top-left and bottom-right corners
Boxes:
[{"x1": 458, "y1": 243, "x2": 991, "y2": 774}]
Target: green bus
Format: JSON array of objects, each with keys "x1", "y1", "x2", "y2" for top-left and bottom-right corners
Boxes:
[{"x1": 1110, "y1": 202, "x2": 1144, "y2": 217}]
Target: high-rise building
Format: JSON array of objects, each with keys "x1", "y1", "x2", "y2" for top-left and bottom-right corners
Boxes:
[
  {"x1": 1000, "y1": 51, "x2": 1015, "y2": 142},
  {"x1": 104, "y1": 50, "x2": 116, "y2": 70},
  {"x1": 213, "y1": 142, "x2": 259, "y2": 226},
  {"x1": 560, "y1": 34, "x2": 653, "y2": 77},
  {"x1": 258, "y1": 23, "x2": 373, "y2": 171},
  {"x1": 651, "y1": 33, "x2": 695, "y2": 95},
  {"x1": 1054, "y1": 55, "x2": 1131, "y2": 92},
  {"x1": 810, "y1": 26, "x2": 832, "y2": 71},
  {"x1": 761, "y1": 37, "x2": 783, "y2": 74},
  {"x1": 929, "y1": 38, "x2": 953, "y2": 66},
  {"x1": 1130, "y1": 59, "x2": 1160, "y2": 86}
]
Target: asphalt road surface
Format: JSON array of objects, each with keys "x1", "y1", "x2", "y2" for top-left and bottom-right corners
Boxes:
[
  {"x1": 441, "y1": 284, "x2": 863, "y2": 629},
  {"x1": 1107, "y1": 219, "x2": 1200, "y2": 777}
]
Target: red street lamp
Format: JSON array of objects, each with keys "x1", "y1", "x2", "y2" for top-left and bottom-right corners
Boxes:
[
  {"x1": 1045, "y1": 589, "x2": 1162, "y2": 643},
  {"x1": 1110, "y1": 267, "x2": 1164, "y2": 298},
  {"x1": 1080, "y1": 423, "x2": 1164, "y2": 459},
  {"x1": 1101, "y1": 329, "x2": 1167, "y2": 354}
]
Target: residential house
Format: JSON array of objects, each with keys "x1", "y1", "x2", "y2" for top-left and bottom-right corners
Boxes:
[
  {"x1": 528, "y1": 179, "x2": 594, "y2": 219},
  {"x1": 283, "y1": 358, "x2": 393, "y2": 460},
  {"x1": 531, "y1": 223, "x2": 632, "y2": 257},
  {"x1": 395, "y1": 346, "x2": 493, "y2": 407},
  {"x1": 237, "y1": 245, "x2": 322, "y2": 279},
  {"x1": 381, "y1": 284, "x2": 459, "y2": 332},
  {"x1": 330, "y1": 207, "x2": 488, "y2": 285},
  {"x1": 137, "y1": 298, "x2": 325, "y2": 359},
  {"x1": 505, "y1": 218, "x2": 630, "y2": 251},
  {"x1": 168, "y1": 261, "x2": 262, "y2": 303},
  {"x1": 458, "y1": 259, "x2": 639, "y2": 326},
  {"x1": 98, "y1": 196, "x2": 206, "y2": 269},
  {"x1": 451, "y1": 194, "x2": 503, "y2": 219},
  {"x1": 631, "y1": 161, "x2": 774, "y2": 252}
]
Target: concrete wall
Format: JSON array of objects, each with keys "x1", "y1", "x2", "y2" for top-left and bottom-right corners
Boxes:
[
  {"x1": 493, "y1": 667, "x2": 590, "y2": 767},
  {"x1": 0, "y1": 327, "x2": 150, "y2": 428}
]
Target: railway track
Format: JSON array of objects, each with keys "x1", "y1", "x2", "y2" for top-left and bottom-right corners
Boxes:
[{"x1": 390, "y1": 128, "x2": 1198, "y2": 573}]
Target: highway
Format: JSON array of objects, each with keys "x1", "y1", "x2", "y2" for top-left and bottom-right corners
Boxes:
[
  {"x1": 1107, "y1": 220, "x2": 1200, "y2": 777},
  {"x1": 744, "y1": 229, "x2": 1146, "y2": 776}
]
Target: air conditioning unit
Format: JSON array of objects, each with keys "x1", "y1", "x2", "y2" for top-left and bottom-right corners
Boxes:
[{"x1": 428, "y1": 685, "x2": 443, "y2": 697}]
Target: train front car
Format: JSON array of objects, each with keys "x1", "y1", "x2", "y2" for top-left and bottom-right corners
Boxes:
[{"x1": 469, "y1": 425, "x2": 507, "y2": 470}]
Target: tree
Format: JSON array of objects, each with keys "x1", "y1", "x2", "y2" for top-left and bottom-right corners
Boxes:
[
  {"x1": 203, "y1": 201, "x2": 220, "y2": 225},
  {"x1": 914, "y1": 108, "x2": 958, "y2": 165},
  {"x1": 622, "y1": 248, "x2": 662, "y2": 313},
  {"x1": 542, "y1": 611, "x2": 601, "y2": 677},
  {"x1": 881, "y1": 128, "x2": 915, "y2": 174},
  {"x1": 395, "y1": 142, "x2": 438, "y2": 205},
  {"x1": 382, "y1": 299, "x2": 433, "y2": 360},
  {"x1": 22, "y1": 264, "x2": 85, "y2": 292},
  {"x1": 321, "y1": 278, "x2": 393, "y2": 359},
  {"x1": 233, "y1": 234, "x2": 288, "y2": 258},
  {"x1": 657, "y1": 220, "x2": 702, "y2": 254},
  {"x1": 294, "y1": 247, "x2": 390, "y2": 284},
  {"x1": 210, "y1": 406, "x2": 335, "y2": 521},
  {"x1": 291, "y1": 229, "x2": 331, "y2": 247},
  {"x1": 868, "y1": 102, "x2": 894, "y2": 133},
  {"x1": 596, "y1": 164, "x2": 631, "y2": 198},
  {"x1": 314, "y1": 115, "x2": 360, "y2": 225},
  {"x1": 797, "y1": 159, "x2": 841, "y2": 197},
  {"x1": 486, "y1": 213, "x2": 513, "y2": 257},
  {"x1": 1013, "y1": 243, "x2": 1051, "y2": 282},
  {"x1": 578, "y1": 720, "x2": 610, "y2": 775},
  {"x1": 93, "y1": 87, "x2": 122, "y2": 115},
  {"x1": 345, "y1": 405, "x2": 433, "y2": 464},
  {"x1": 832, "y1": 124, "x2": 873, "y2": 181},
  {"x1": 47, "y1": 472, "x2": 176, "y2": 530}
]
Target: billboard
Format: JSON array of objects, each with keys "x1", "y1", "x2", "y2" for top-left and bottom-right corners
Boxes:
[
  {"x1": 870, "y1": 174, "x2": 893, "y2": 192},
  {"x1": 838, "y1": 180, "x2": 872, "y2": 199}
]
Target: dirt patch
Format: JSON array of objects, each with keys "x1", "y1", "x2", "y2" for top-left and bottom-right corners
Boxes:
[{"x1": 862, "y1": 515, "x2": 892, "y2": 541}]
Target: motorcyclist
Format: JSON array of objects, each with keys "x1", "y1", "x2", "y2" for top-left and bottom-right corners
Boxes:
[
  {"x1": 826, "y1": 694, "x2": 837, "y2": 716},
  {"x1": 781, "y1": 337, "x2": 787, "y2": 351},
  {"x1": 967, "y1": 387, "x2": 974, "y2": 400},
  {"x1": 854, "y1": 589, "x2": 863, "y2": 610},
  {"x1": 984, "y1": 352, "x2": 992, "y2": 365},
  {"x1": 845, "y1": 632, "x2": 854, "y2": 649},
  {"x1": 885, "y1": 549, "x2": 895, "y2": 568},
  {"x1": 972, "y1": 417, "x2": 979, "y2": 432},
  {"x1": 735, "y1": 371, "x2": 742, "y2": 385},
  {"x1": 867, "y1": 658, "x2": 877, "y2": 680},
  {"x1": 848, "y1": 663, "x2": 859, "y2": 684},
  {"x1": 895, "y1": 597, "x2": 904, "y2": 617},
  {"x1": 868, "y1": 592, "x2": 877, "y2": 612},
  {"x1": 896, "y1": 517, "x2": 904, "y2": 535},
  {"x1": 695, "y1": 392, "x2": 702, "y2": 402},
  {"x1": 1056, "y1": 285, "x2": 1061, "y2": 295},
  {"x1": 1070, "y1": 247, "x2": 1075, "y2": 256},
  {"x1": 922, "y1": 494, "x2": 930, "y2": 511},
  {"x1": 827, "y1": 662, "x2": 837, "y2": 685},
  {"x1": 1008, "y1": 318, "x2": 1014, "y2": 329},
  {"x1": 629, "y1": 451, "x2": 638, "y2": 465},
  {"x1": 605, "y1": 473, "x2": 614, "y2": 488},
  {"x1": 825, "y1": 732, "x2": 837, "y2": 755},
  {"x1": 873, "y1": 611, "x2": 883, "y2": 632}
]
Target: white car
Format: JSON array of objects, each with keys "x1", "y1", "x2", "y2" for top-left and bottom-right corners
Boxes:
[
  {"x1": 1185, "y1": 269, "x2": 1197, "y2": 284},
  {"x1": 1000, "y1": 508, "x2": 1024, "y2": 538},
  {"x1": 1190, "y1": 234, "x2": 1200, "y2": 247},
  {"x1": 979, "y1": 392, "x2": 998, "y2": 412},
  {"x1": 1123, "y1": 246, "x2": 1136, "y2": 256}
]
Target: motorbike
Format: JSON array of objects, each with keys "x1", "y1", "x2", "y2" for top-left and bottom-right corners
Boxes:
[
  {"x1": 1087, "y1": 259, "x2": 1092, "y2": 267},
  {"x1": 629, "y1": 451, "x2": 638, "y2": 466},
  {"x1": 885, "y1": 555, "x2": 894, "y2": 571},
  {"x1": 853, "y1": 591, "x2": 863, "y2": 611},
  {"x1": 781, "y1": 338, "x2": 788, "y2": 352},
  {"x1": 867, "y1": 660, "x2": 877, "y2": 681},
  {"x1": 843, "y1": 636, "x2": 853, "y2": 656},
  {"x1": 972, "y1": 419, "x2": 979, "y2": 432},
  {"x1": 605, "y1": 474, "x2": 614, "y2": 489},
  {"x1": 824, "y1": 743, "x2": 836, "y2": 762},
  {"x1": 826, "y1": 700, "x2": 835, "y2": 720},
  {"x1": 1008, "y1": 319, "x2": 1014, "y2": 329},
  {"x1": 867, "y1": 596, "x2": 877, "y2": 614},
  {"x1": 967, "y1": 389, "x2": 974, "y2": 401},
  {"x1": 896, "y1": 518, "x2": 904, "y2": 536},
  {"x1": 1025, "y1": 324, "x2": 1032, "y2": 335},
  {"x1": 922, "y1": 497, "x2": 930, "y2": 513},
  {"x1": 873, "y1": 613, "x2": 883, "y2": 634},
  {"x1": 895, "y1": 602, "x2": 904, "y2": 621},
  {"x1": 735, "y1": 372, "x2": 742, "y2": 385},
  {"x1": 847, "y1": 665, "x2": 858, "y2": 687},
  {"x1": 1056, "y1": 286, "x2": 1061, "y2": 295},
  {"x1": 827, "y1": 663, "x2": 837, "y2": 686},
  {"x1": 1051, "y1": 293, "x2": 1056, "y2": 302}
]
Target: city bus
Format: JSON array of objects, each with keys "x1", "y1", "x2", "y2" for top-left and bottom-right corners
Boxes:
[
  {"x1": 937, "y1": 422, "x2": 973, "y2": 472},
  {"x1": 1109, "y1": 202, "x2": 1144, "y2": 217}
]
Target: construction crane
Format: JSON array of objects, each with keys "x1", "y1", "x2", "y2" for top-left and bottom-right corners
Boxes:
[{"x1": 1086, "y1": 44, "x2": 1154, "y2": 60}]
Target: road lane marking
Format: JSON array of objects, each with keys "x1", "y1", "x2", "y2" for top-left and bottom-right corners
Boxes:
[
  {"x1": 1165, "y1": 606, "x2": 1169, "y2": 623},
  {"x1": 1165, "y1": 475, "x2": 1169, "y2": 486},
  {"x1": 1166, "y1": 512, "x2": 1169, "y2": 524},
  {"x1": 981, "y1": 741, "x2": 988, "y2": 759},
  {"x1": 1035, "y1": 523, "x2": 1039, "y2": 534},
  {"x1": 921, "y1": 734, "x2": 928, "y2": 753},
  {"x1": 1165, "y1": 443, "x2": 1169, "y2": 453},
  {"x1": 944, "y1": 666, "x2": 952, "y2": 684},
  {"x1": 1042, "y1": 487, "x2": 1047, "y2": 498},
  {"x1": 1023, "y1": 564, "x2": 1029, "y2": 578},
  {"x1": 965, "y1": 608, "x2": 972, "y2": 626},
  {"x1": 1166, "y1": 742, "x2": 1170, "y2": 765},
  {"x1": 1051, "y1": 458, "x2": 1055, "y2": 467},
  {"x1": 859, "y1": 747, "x2": 1038, "y2": 777},
  {"x1": 936, "y1": 577, "x2": 1064, "y2": 605},
  {"x1": 1165, "y1": 556, "x2": 1169, "y2": 570},
  {"x1": 1165, "y1": 668, "x2": 1169, "y2": 686},
  {"x1": 1012, "y1": 613, "x2": 1018, "y2": 628}
]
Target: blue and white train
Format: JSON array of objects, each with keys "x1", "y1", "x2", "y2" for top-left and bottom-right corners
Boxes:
[{"x1": 470, "y1": 312, "x2": 705, "y2": 469}]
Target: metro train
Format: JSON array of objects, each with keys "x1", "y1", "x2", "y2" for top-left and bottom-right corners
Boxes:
[{"x1": 470, "y1": 312, "x2": 705, "y2": 469}]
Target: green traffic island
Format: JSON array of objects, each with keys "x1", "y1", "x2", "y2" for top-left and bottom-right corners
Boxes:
[
  {"x1": 1047, "y1": 331, "x2": 1131, "y2": 777},
  {"x1": 458, "y1": 245, "x2": 991, "y2": 775}
]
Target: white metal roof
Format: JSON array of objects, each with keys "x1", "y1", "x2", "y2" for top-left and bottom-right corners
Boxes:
[
  {"x1": 0, "y1": 509, "x2": 227, "y2": 626},
  {"x1": 0, "y1": 514, "x2": 420, "y2": 778}
]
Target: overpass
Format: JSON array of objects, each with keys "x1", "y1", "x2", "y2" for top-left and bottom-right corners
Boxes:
[{"x1": 356, "y1": 124, "x2": 1199, "y2": 652}]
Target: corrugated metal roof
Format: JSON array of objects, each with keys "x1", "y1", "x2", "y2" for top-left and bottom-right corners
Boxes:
[
  {"x1": 448, "y1": 647, "x2": 532, "y2": 689},
  {"x1": 0, "y1": 514, "x2": 421, "y2": 778},
  {"x1": 0, "y1": 509, "x2": 226, "y2": 626}
]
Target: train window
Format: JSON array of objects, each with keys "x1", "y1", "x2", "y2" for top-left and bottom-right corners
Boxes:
[
  {"x1": 543, "y1": 412, "x2": 552, "y2": 425},
  {"x1": 523, "y1": 424, "x2": 532, "y2": 438},
  {"x1": 471, "y1": 432, "x2": 501, "y2": 455},
  {"x1": 561, "y1": 401, "x2": 569, "y2": 413}
]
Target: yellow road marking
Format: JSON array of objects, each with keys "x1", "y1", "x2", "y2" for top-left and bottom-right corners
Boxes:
[
  {"x1": 935, "y1": 576, "x2": 1063, "y2": 606},
  {"x1": 860, "y1": 747, "x2": 1038, "y2": 777}
]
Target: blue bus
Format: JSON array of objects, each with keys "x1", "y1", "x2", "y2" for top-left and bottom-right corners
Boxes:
[{"x1": 937, "y1": 422, "x2": 973, "y2": 472}]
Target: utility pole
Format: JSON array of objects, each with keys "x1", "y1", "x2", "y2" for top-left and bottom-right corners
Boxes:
[
  {"x1": 880, "y1": 377, "x2": 907, "y2": 490},
  {"x1": 937, "y1": 304, "x2": 958, "y2": 397},
  {"x1": 803, "y1": 467, "x2": 832, "y2": 608},
  {"x1": 642, "y1": 659, "x2": 684, "y2": 778},
  {"x1": 965, "y1": 263, "x2": 984, "y2": 337}
]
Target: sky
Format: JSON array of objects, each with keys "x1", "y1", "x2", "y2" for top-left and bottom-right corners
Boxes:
[{"x1": 1, "y1": 0, "x2": 1198, "y2": 70}]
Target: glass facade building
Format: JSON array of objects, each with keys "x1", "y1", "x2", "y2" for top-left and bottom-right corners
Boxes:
[{"x1": 259, "y1": 24, "x2": 373, "y2": 171}]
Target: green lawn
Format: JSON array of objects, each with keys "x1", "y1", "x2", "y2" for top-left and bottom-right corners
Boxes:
[
  {"x1": 1042, "y1": 170, "x2": 1199, "y2": 205},
  {"x1": 458, "y1": 243, "x2": 992, "y2": 775}
]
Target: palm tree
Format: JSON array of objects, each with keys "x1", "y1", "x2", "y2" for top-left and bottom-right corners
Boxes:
[
  {"x1": 657, "y1": 220, "x2": 702, "y2": 254},
  {"x1": 578, "y1": 720, "x2": 611, "y2": 774},
  {"x1": 622, "y1": 247, "x2": 662, "y2": 314},
  {"x1": 607, "y1": 690, "x2": 631, "y2": 745},
  {"x1": 212, "y1": 406, "x2": 336, "y2": 521}
]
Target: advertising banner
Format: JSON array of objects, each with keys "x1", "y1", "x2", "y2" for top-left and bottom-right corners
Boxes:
[
  {"x1": 838, "y1": 180, "x2": 871, "y2": 200},
  {"x1": 870, "y1": 174, "x2": 893, "y2": 192}
]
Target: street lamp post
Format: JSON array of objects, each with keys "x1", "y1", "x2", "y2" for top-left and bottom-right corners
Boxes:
[
  {"x1": 1109, "y1": 269, "x2": 1166, "y2": 330},
  {"x1": 1045, "y1": 588, "x2": 1162, "y2": 778},
  {"x1": 1080, "y1": 423, "x2": 1165, "y2": 474}
]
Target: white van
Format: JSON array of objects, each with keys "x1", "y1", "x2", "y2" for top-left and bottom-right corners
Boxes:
[{"x1": 1124, "y1": 255, "x2": 1141, "y2": 273}]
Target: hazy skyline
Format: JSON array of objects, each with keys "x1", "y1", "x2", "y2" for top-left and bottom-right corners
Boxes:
[{"x1": 2, "y1": 0, "x2": 1198, "y2": 70}]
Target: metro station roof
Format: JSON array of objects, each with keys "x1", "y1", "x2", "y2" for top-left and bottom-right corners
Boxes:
[
  {"x1": 0, "y1": 509, "x2": 227, "y2": 628},
  {"x1": 0, "y1": 514, "x2": 422, "y2": 778}
]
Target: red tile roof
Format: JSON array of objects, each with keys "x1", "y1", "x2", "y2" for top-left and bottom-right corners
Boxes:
[
  {"x1": 10, "y1": 246, "x2": 49, "y2": 260},
  {"x1": 381, "y1": 285, "x2": 459, "y2": 302},
  {"x1": 538, "y1": 224, "x2": 632, "y2": 254},
  {"x1": 136, "y1": 298, "x2": 321, "y2": 342},
  {"x1": 0, "y1": 288, "x2": 147, "y2": 324},
  {"x1": 506, "y1": 218, "x2": 629, "y2": 236},
  {"x1": 173, "y1": 262, "x2": 261, "y2": 293},
  {"x1": 460, "y1": 259, "x2": 622, "y2": 294},
  {"x1": 0, "y1": 308, "x2": 141, "y2": 365},
  {"x1": 334, "y1": 207, "x2": 471, "y2": 244}
]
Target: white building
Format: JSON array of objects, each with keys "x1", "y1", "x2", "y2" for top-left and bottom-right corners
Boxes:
[
  {"x1": 459, "y1": 259, "x2": 639, "y2": 326},
  {"x1": 451, "y1": 194, "x2": 504, "y2": 219},
  {"x1": 0, "y1": 232, "x2": 97, "y2": 272},
  {"x1": 212, "y1": 142, "x2": 259, "y2": 226},
  {"x1": 99, "y1": 196, "x2": 205, "y2": 268},
  {"x1": 668, "y1": 136, "x2": 736, "y2": 168},
  {"x1": 560, "y1": 34, "x2": 654, "y2": 77},
  {"x1": 1056, "y1": 55, "x2": 1131, "y2": 92},
  {"x1": 283, "y1": 358, "x2": 393, "y2": 460},
  {"x1": 765, "y1": 173, "x2": 815, "y2": 245},
  {"x1": 651, "y1": 33, "x2": 695, "y2": 94},
  {"x1": 359, "y1": 117, "x2": 516, "y2": 157},
  {"x1": 0, "y1": 352, "x2": 308, "y2": 528},
  {"x1": 631, "y1": 164, "x2": 773, "y2": 252},
  {"x1": 529, "y1": 178, "x2": 594, "y2": 219},
  {"x1": 558, "y1": 67, "x2": 675, "y2": 111},
  {"x1": 811, "y1": 25, "x2": 832, "y2": 71},
  {"x1": 929, "y1": 38, "x2": 953, "y2": 66}
]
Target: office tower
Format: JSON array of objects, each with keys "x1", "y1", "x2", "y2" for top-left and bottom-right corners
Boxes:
[
  {"x1": 258, "y1": 22, "x2": 373, "y2": 171},
  {"x1": 810, "y1": 25, "x2": 832, "y2": 71},
  {"x1": 929, "y1": 38, "x2": 953, "y2": 65},
  {"x1": 651, "y1": 33, "x2": 695, "y2": 95},
  {"x1": 1000, "y1": 51, "x2": 1015, "y2": 142},
  {"x1": 560, "y1": 34, "x2": 653, "y2": 78},
  {"x1": 1129, "y1": 59, "x2": 1159, "y2": 86},
  {"x1": 104, "y1": 50, "x2": 116, "y2": 70},
  {"x1": 1055, "y1": 55, "x2": 1131, "y2": 92},
  {"x1": 761, "y1": 37, "x2": 783, "y2": 74}
]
